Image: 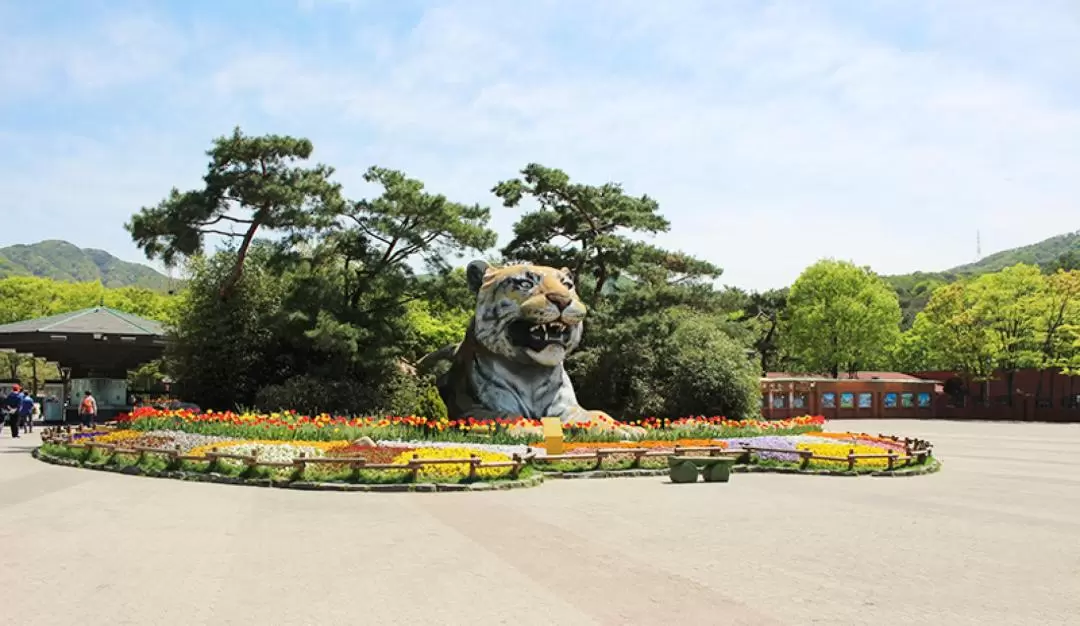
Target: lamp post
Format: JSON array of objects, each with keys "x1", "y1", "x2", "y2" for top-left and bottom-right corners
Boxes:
[{"x1": 60, "y1": 366, "x2": 72, "y2": 425}]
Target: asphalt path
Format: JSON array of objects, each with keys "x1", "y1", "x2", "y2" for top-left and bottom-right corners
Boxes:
[{"x1": 1, "y1": 419, "x2": 1077, "y2": 625}]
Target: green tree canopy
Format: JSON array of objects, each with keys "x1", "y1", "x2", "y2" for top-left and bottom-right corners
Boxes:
[
  {"x1": 166, "y1": 247, "x2": 286, "y2": 409},
  {"x1": 494, "y1": 163, "x2": 720, "y2": 307},
  {"x1": 493, "y1": 164, "x2": 759, "y2": 418},
  {"x1": 899, "y1": 264, "x2": 1080, "y2": 401},
  {"x1": 783, "y1": 259, "x2": 901, "y2": 377},
  {"x1": 157, "y1": 146, "x2": 496, "y2": 413},
  {"x1": 126, "y1": 127, "x2": 345, "y2": 297}
]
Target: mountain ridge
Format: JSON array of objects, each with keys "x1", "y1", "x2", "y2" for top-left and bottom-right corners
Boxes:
[
  {"x1": 884, "y1": 229, "x2": 1080, "y2": 326},
  {"x1": 0, "y1": 240, "x2": 171, "y2": 290}
]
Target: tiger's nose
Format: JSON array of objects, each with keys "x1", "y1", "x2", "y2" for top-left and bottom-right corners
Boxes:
[{"x1": 546, "y1": 293, "x2": 571, "y2": 310}]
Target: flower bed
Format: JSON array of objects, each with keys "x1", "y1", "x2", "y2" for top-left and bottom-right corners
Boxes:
[
  {"x1": 39, "y1": 427, "x2": 528, "y2": 486},
  {"x1": 116, "y1": 407, "x2": 825, "y2": 444},
  {"x1": 533, "y1": 439, "x2": 728, "y2": 452},
  {"x1": 531, "y1": 433, "x2": 934, "y2": 474},
  {"x1": 37, "y1": 416, "x2": 936, "y2": 489}
]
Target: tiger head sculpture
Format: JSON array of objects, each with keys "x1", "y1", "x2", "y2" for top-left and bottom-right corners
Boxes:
[
  {"x1": 467, "y1": 260, "x2": 586, "y2": 368},
  {"x1": 425, "y1": 260, "x2": 643, "y2": 439}
]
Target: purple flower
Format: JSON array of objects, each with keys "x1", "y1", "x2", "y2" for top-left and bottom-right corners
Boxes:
[
  {"x1": 71, "y1": 431, "x2": 108, "y2": 440},
  {"x1": 721, "y1": 436, "x2": 800, "y2": 462}
]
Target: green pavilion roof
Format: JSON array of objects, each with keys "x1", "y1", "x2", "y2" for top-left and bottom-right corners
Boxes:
[
  {"x1": 0, "y1": 307, "x2": 166, "y2": 378},
  {"x1": 0, "y1": 306, "x2": 164, "y2": 336}
]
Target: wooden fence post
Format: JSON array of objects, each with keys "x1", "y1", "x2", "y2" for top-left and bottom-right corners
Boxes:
[
  {"x1": 800, "y1": 450, "x2": 811, "y2": 470},
  {"x1": 468, "y1": 454, "x2": 479, "y2": 481},
  {"x1": 409, "y1": 454, "x2": 420, "y2": 483},
  {"x1": 887, "y1": 451, "x2": 896, "y2": 471},
  {"x1": 511, "y1": 454, "x2": 522, "y2": 479},
  {"x1": 293, "y1": 452, "x2": 307, "y2": 479},
  {"x1": 847, "y1": 448, "x2": 856, "y2": 472}
]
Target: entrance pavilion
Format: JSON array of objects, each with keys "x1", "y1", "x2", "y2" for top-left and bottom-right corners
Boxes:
[{"x1": 0, "y1": 306, "x2": 166, "y2": 422}]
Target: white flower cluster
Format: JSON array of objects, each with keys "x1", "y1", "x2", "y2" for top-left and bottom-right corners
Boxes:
[
  {"x1": 218, "y1": 442, "x2": 326, "y2": 463},
  {"x1": 143, "y1": 430, "x2": 240, "y2": 452}
]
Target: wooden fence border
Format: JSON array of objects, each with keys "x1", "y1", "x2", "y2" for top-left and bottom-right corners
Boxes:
[
  {"x1": 525, "y1": 437, "x2": 933, "y2": 472},
  {"x1": 38, "y1": 431, "x2": 525, "y2": 481},
  {"x1": 40, "y1": 427, "x2": 932, "y2": 476}
]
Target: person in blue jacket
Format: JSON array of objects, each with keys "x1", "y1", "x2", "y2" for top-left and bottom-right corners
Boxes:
[
  {"x1": 18, "y1": 389, "x2": 35, "y2": 434},
  {"x1": 3, "y1": 384, "x2": 24, "y2": 438}
]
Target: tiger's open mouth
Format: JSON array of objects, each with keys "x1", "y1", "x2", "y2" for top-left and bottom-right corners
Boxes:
[{"x1": 508, "y1": 320, "x2": 575, "y2": 351}]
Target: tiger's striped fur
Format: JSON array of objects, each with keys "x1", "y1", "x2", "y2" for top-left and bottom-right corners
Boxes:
[{"x1": 434, "y1": 260, "x2": 612, "y2": 426}]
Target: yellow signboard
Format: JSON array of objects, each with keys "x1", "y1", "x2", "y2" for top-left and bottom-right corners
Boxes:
[{"x1": 541, "y1": 417, "x2": 565, "y2": 455}]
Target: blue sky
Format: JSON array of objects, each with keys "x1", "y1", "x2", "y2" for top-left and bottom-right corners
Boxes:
[{"x1": 2, "y1": 0, "x2": 1078, "y2": 289}]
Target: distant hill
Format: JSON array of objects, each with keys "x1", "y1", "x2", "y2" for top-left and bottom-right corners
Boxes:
[
  {"x1": 0, "y1": 240, "x2": 172, "y2": 290},
  {"x1": 886, "y1": 230, "x2": 1080, "y2": 326}
]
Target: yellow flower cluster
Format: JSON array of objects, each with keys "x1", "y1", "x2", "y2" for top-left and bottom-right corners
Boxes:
[
  {"x1": 796, "y1": 443, "x2": 891, "y2": 469},
  {"x1": 187, "y1": 439, "x2": 349, "y2": 459},
  {"x1": 94, "y1": 430, "x2": 143, "y2": 444},
  {"x1": 390, "y1": 447, "x2": 514, "y2": 481}
]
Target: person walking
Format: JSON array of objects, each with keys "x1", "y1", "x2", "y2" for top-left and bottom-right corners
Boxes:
[
  {"x1": 4, "y1": 384, "x2": 24, "y2": 438},
  {"x1": 78, "y1": 390, "x2": 98, "y2": 428},
  {"x1": 19, "y1": 391, "x2": 36, "y2": 433}
]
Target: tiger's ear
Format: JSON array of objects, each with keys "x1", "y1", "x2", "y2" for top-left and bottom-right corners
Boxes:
[
  {"x1": 560, "y1": 267, "x2": 574, "y2": 281},
  {"x1": 467, "y1": 260, "x2": 490, "y2": 293}
]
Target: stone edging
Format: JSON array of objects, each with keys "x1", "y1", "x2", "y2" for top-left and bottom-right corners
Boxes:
[
  {"x1": 36, "y1": 445, "x2": 940, "y2": 491},
  {"x1": 32, "y1": 448, "x2": 545, "y2": 493}
]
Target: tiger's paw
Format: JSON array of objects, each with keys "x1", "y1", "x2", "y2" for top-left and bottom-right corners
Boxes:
[{"x1": 566, "y1": 410, "x2": 646, "y2": 441}]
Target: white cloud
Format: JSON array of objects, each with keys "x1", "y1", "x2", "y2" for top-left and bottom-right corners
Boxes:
[{"x1": 1, "y1": 0, "x2": 1078, "y2": 288}]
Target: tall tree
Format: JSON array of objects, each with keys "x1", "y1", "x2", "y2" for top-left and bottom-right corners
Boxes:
[
  {"x1": 493, "y1": 163, "x2": 720, "y2": 307},
  {"x1": 192, "y1": 165, "x2": 495, "y2": 413},
  {"x1": 783, "y1": 259, "x2": 902, "y2": 377},
  {"x1": 328, "y1": 166, "x2": 495, "y2": 313},
  {"x1": 901, "y1": 264, "x2": 1073, "y2": 404},
  {"x1": 166, "y1": 246, "x2": 286, "y2": 409},
  {"x1": 1031, "y1": 269, "x2": 1080, "y2": 399},
  {"x1": 1035, "y1": 270, "x2": 1080, "y2": 371},
  {"x1": 126, "y1": 127, "x2": 345, "y2": 298},
  {"x1": 495, "y1": 165, "x2": 761, "y2": 418},
  {"x1": 902, "y1": 282, "x2": 996, "y2": 381},
  {"x1": 968, "y1": 264, "x2": 1044, "y2": 404},
  {"x1": 736, "y1": 288, "x2": 788, "y2": 373}
]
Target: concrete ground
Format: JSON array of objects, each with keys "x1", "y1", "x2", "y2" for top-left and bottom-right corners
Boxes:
[{"x1": 1, "y1": 420, "x2": 1078, "y2": 626}]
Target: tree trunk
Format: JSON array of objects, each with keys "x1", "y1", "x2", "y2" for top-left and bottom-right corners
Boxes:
[
  {"x1": 591, "y1": 263, "x2": 609, "y2": 309},
  {"x1": 219, "y1": 221, "x2": 261, "y2": 299}
]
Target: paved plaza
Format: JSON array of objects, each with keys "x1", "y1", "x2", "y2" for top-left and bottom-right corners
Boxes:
[{"x1": 1, "y1": 419, "x2": 1078, "y2": 625}]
